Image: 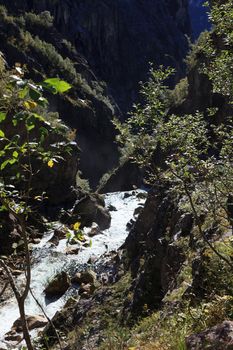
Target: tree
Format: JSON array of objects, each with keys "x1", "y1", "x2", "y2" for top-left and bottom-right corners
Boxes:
[
  {"x1": 0, "y1": 58, "x2": 71, "y2": 349},
  {"x1": 114, "y1": 23, "x2": 233, "y2": 266}
]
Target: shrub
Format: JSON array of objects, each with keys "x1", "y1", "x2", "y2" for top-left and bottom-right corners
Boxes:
[
  {"x1": 24, "y1": 11, "x2": 53, "y2": 29},
  {"x1": 170, "y1": 77, "x2": 188, "y2": 106}
]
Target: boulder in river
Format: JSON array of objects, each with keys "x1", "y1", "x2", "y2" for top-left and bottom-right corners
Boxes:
[
  {"x1": 87, "y1": 222, "x2": 102, "y2": 237},
  {"x1": 44, "y1": 271, "x2": 71, "y2": 297},
  {"x1": 65, "y1": 246, "x2": 80, "y2": 255},
  {"x1": 4, "y1": 331, "x2": 22, "y2": 343},
  {"x1": 108, "y1": 204, "x2": 117, "y2": 212},
  {"x1": 71, "y1": 270, "x2": 96, "y2": 285},
  {"x1": 12, "y1": 315, "x2": 47, "y2": 332},
  {"x1": 87, "y1": 255, "x2": 98, "y2": 264},
  {"x1": 136, "y1": 191, "x2": 148, "y2": 200},
  {"x1": 71, "y1": 194, "x2": 111, "y2": 230},
  {"x1": 48, "y1": 228, "x2": 68, "y2": 246},
  {"x1": 133, "y1": 206, "x2": 143, "y2": 217}
]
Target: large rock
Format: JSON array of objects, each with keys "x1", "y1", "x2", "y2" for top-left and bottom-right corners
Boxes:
[
  {"x1": 78, "y1": 283, "x2": 96, "y2": 299},
  {"x1": 188, "y1": 0, "x2": 210, "y2": 40},
  {"x1": 4, "y1": 331, "x2": 22, "y2": 343},
  {"x1": 44, "y1": 271, "x2": 71, "y2": 297},
  {"x1": 98, "y1": 160, "x2": 142, "y2": 193},
  {"x1": 72, "y1": 194, "x2": 111, "y2": 230},
  {"x1": 12, "y1": 315, "x2": 47, "y2": 332},
  {"x1": 0, "y1": 0, "x2": 193, "y2": 188},
  {"x1": 123, "y1": 183, "x2": 186, "y2": 317},
  {"x1": 0, "y1": 3, "x2": 119, "y2": 189},
  {"x1": 71, "y1": 270, "x2": 96, "y2": 285},
  {"x1": 186, "y1": 321, "x2": 233, "y2": 350}
]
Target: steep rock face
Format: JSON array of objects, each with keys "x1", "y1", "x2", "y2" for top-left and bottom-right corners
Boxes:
[
  {"x1": 8, "y1": 0, "x2": 191, "y2": 112},
  {"x1": 0, "y1": 3, "x2": 119, "y2": 187},
  {"x1": 0, "y1": 0, "x2": 192, "y2": 187},
  {"x1": 186, "y1": 321, "x2": 233, "y2": 350},
  {"x1": 57, "y1": 0, "x2": 190, "y2": 111},
  {"x1": 123, "y1": 184, "x2": 188, "y2": 316},
  {"x1": 171, "y1": 36, "x2": 233, "y2": 123}
]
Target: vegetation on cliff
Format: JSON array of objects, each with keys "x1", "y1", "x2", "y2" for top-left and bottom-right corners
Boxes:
[
  {"x1": 109, "y1": 0, "x2": 233, "y2": 349},
  {"x1": 0, "y1": 3, "x2": 119, "y2": 188},
  {"x1": 0, "y1": 0, "x2": 232, "y2": 349}
]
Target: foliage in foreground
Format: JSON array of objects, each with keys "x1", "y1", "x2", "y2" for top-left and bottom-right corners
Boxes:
[{"x1": 0, "y1": 55, "x2": 73, "y2": 349}]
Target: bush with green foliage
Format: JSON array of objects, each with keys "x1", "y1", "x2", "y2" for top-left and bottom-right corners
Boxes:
[
  {"x1": 115, "y1": 0, "x2": 233, "y2": 280},
  {"x1": 0, "y1": 58, "x2": 72, "y2": 350},
  {"x1": 202, "y1": 0, "x2": 233, "y2": 98}
]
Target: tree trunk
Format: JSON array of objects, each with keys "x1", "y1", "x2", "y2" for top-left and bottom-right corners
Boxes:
[{"x1": 18, "y1": 299, "x2": 34, "y2": 350}]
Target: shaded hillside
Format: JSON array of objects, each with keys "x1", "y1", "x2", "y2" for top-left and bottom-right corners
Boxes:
[
  {"x1": 0, "y1": 0, "x2": 191, "y2": 113},
  {"x1": 0, "y1": 5, "x2": 119, "y2": 187}
]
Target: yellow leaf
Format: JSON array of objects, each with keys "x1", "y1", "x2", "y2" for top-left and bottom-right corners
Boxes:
[
  {"x1": 73, "y1": 222, "x2": 81, "y2": 231},
  {"x1": 23, "y1": 100, "x2": 37, "y2": 110},
  {"x1": 47, "y1": 159, "x2": 54, "y2": 168}
]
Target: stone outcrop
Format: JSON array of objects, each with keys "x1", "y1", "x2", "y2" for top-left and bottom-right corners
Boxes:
[
  {"x1": 186, "y1": 321, "x2": 233, "y2": 350},
  {"x1": 98, "y1": 160, "x2": 142, "y2": 193},
  {"x1": 44, "y1": 271, "x2": 71, "y2": 297},
  {"x1": 0, "y1": 3, "x2": 119, "y2": 188},
  {"x1": 12, "y1": 315, "x2": 47, "y2": 332},
  {"x1": 123, "y1": 183, "x2": 190, "y2": 316},
  {"x1": 71, "y1": 270, "x2": 97, "y2": 285},
  {"x1": 70, "y1": 193, "x2": 111, "y2": 230}
]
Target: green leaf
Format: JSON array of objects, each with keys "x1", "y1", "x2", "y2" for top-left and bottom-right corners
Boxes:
[
  {"x1": 26, "y1": 123, "x2": 35, "y2": 131},
  {"x1": 8, "y1": 158, "x2": 17, "y2": 165},
  {"x1": 0, "y1": 112, "x2": 6, "y2": 123},
  {"x1": 43, "y1": 78, "x2": 72, "y2": 94},
  {"x1": 0, "y1": 205, "x2": 7, "y2": 212},
  {"x1": 39, "y1": 126, "x2": 49, "y2": 143},
  {"x1": 32, "y1": 113, "x2": 45, "y2": 122},
  {"x1": 0, "y1": 130, "x2": 5, "y2": 137},
  {"x1": 1, "y1": 160, "x2": 9, "y2": 170},
  {"x1": 12, "y1": 119, "x2": 18, "y2": 127},
  {"x1": 18, "y1": 87, "x2": 29, "y2": 99},
  {"x1": 13, "y1": 151, "x2": 19, "y2": 159}
]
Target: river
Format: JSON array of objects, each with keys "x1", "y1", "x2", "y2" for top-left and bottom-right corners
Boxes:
[{"x1": 0, "y1": 190, "x2": 146, "y2": 348}]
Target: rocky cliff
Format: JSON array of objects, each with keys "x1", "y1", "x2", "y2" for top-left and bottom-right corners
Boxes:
[
  {"x1": 2, "y1": 0, "x2": 191, "y2": 113},
  {"x1": 0, "y1": 1, "x2": 192, "y2": 188},
  {"x1": 41, "y1": 0, "x2": 190, "y2": 111}
]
